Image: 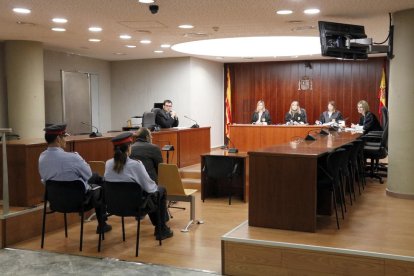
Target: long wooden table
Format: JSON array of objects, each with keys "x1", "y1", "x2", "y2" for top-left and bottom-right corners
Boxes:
[
  {"x1": 229, "y1": 124, "x2": 324, "y2": 152},
  {"x1": 0, "y1": 127, "x2": 210, "y2": 206},
  {"x1": 248, "y1": 131, "x2": 360, "y2": 232}
]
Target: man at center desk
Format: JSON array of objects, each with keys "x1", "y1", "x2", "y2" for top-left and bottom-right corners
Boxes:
[{"x1": 155, "y1": 99, "x2": 179, "y2": 128}]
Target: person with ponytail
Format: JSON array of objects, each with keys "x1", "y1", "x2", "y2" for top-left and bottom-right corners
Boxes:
[{"x1": 104, "y1": 132, "x2": 173, "y2": 240}]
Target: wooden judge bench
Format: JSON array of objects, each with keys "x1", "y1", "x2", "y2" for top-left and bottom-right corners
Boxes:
[{"x1": 0, "y1": 127, "x2": 210, "y2": 206}]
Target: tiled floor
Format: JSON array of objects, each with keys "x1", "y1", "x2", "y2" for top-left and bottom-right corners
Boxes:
[{"x1": 0, "y1": 248, "x2": 217, "y2": 275}]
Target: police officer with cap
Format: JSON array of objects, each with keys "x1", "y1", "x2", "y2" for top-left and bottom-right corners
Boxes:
[
  {"x1": 104, "y1": 132, "x2": 173, "y2": 240},
  {"x1": 38, "y1": 124, "x2": 112, "y2": 234}
]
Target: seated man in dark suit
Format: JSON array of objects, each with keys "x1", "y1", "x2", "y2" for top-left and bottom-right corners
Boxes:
[
  {"x1": 155, "y1": 99, "x2": 179, "y2": 128},
  {"x1": 130, "y1": 127, "x2": 163, "y2": 183},
  {"x1": 38, "y1": 124, "x2": 111, "y2": 234}
]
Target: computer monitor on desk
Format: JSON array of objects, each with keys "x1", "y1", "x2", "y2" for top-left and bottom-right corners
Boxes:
[{"x1": 154, "y1": 103, "x2": 163, "y2": 109}]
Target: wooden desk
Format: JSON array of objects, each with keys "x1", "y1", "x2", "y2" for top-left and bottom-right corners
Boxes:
[
  {"x1": 248, "y1": 131, "x2": 360, "y2": 232},
  {"x1": 201, "y1": 150, "x2": 248, "y2": 202},
  {"x1": 0, "y1": 127, "x2": 210, "y2": 206},
  {"x1": 229, "y1": 124, "x2": 324, "y2": 152}
]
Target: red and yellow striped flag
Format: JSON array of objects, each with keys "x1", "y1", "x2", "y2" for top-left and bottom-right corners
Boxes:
[
  {"x1": 378, "y1": 68, "x2": 386, "y2": 123},
  {"x1": 225, "y1": 67, "x2": 232, "y2": 139}
]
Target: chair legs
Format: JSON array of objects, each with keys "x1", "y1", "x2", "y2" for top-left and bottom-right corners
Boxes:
[
  {"x1": 181, "y1": 195, "x2": 204, "y2": 233},
  {"x1": 79, "y1": 211, "x2": 84, "y2": 251},
  {"x1": 41, "y1": 200, "x2": 47, "y2": 249},
  {"x1": 136, "y1": 218, "x2": 140, "y2": 257},
  {"x1": 64, "y1": 213, "x2": 68, "y2": 237},
  {"x1": 332, "y1": 186, "x2": 340, "y2": 229},
  {"x1": 122, "y1": 217, "x2": 126, "y2": 241}
]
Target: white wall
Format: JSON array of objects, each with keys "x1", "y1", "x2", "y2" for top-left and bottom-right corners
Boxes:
[
  {"x1": 0, "y1": 42, "x2": 8, "y2": 128},
  {"x1": 189, "y1": 57, "x2": 224, "y2": 147},
  {"x1": 110, "y1": 57, "x2": 224, "y2": 148},
  {"x1": 43, "y1": 50, "x2": 112, "y2": 132}
]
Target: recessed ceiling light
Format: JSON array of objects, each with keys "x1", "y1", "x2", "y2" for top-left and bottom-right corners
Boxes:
[
  {"x1": 140, "y1": 39, "x2": 151, "y2": 44},
  {"x1": 89, "y1": 26, "x2": 102, "y2": 32},
  {"x1": 113, "y1": 52, "x2": 126, "y2": 55},
  {"x1": 172, "y1": 36, "x2": 321, "y2": 58},
  {"x1": 179, "y1": 24, "x2": 194, "y2": 29},
  {"x1": 304, "y1": 8, "x2": 320, "y2": 14},
  {"x1": 138, "y1": 0, "x2": 154, "y2": 3},
  {"x1": 52, "y1": 18, "x2": 68, "y2": 23},
  {"x1": 51, "y1": 27, "x2": 66, "y2": 32},
  {"x1": 126, "y1": 45, "x2": 136, "y2": 48},
  {"x1": 160, "y1": 44, "x2": 171, "y2": 48},
  {"x1": 276, "y1": 10, "x2": 293, "y2": 15},
  {"x1": 13, "y1": 8, "x2": 31, "y2": 14},
  {"x1": 119, "y1": 34, "x2": 132, "y2": 40},
  {"x1": 154, "y1": 50, "x2": 164, "y2": 53},
  {"x1": 88, "y1": 38, "x2": 101, "y2": 42}
]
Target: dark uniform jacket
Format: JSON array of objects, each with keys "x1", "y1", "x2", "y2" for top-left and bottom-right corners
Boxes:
[
  {"x1": 130, "y1": 139, "x2": 163, "y2": 183},
  {"x1": 319, "y1": 111, "x2": 343, "y2": 124},
  {"x1": 155, "y1": 109, "x2": 179, "y2": 128},
  {"x1": 251, "y1": 110, "x2": 272, "y2": 124},
  {"x1": 285, "y1": 109, "x2": 308, "y2": 124},
  {"x1": 358, "y1": 111, "x2": 382, "y2": 134}
]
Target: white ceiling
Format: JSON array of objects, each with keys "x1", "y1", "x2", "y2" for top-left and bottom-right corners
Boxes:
[{"x1": 1, "y1": 0, "x2": 413, "y2": 62}]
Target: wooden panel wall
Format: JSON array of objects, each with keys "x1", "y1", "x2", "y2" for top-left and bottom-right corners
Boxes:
[{"x1": 227, "y1": 57, "x2": 387, "y2": 125}]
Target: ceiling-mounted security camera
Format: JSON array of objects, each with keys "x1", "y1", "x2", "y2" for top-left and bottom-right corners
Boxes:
[{"x1": 149, "y1": 4, "x2": 159, "y2": 14}]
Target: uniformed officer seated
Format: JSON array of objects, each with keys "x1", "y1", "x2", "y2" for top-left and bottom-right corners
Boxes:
[
  {"x1": 38, "y1": 124, "x2": 112, "y2": 234},
  {"x1": 104, "y1": 132, "x2": 173, "y2": 240}
]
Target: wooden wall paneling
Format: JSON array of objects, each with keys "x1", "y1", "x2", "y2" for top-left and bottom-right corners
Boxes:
[{"x1": 228, "y1": 58, "x2": 386, "y2": 126}]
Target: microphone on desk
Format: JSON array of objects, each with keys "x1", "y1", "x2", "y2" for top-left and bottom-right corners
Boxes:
[
  {"x1": 184, "y1": 115, "x2": 200, "y2": 128},
  {"x1": 319, "y1": 127, "x2": 330, "y2": 136},
  {"x1": 81, "y1": 122, "x2": 102, "y2": 138},
  {"x1": 226, "y1": 137, "x2": 238, "y2": 153},
  {"x1": 305, "y1": 129, "x2": 317, "y2": 141}
]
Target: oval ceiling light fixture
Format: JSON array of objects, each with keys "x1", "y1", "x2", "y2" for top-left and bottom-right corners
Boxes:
[
  {"x1": 125, "y1": 45, "x2": 137, "y2": 48},
  {"x1": 154, "y1": 50, "x2": 164, "y2": 53},
  {"x1": 172, "y1": 36, "x2": 321, "y2": 58},
  {"x1": 88, "y1": 38, "x2": 101, "y2": 42},
  {"x1": 140, "y1": 39, "x2": 151, "y2": 44},
  {"x1": 52, "y1": 18, "x2": 68, "y2": 23},
  {"x1": 89, "y1": 26, "x2": 102, "y2": 32},
  {"x1": 160, "y1": 44, "x2": 171, "y2": 48},
  {"x1": 52, "y1": 27, "x2": 66, "y2": 32},
  {"x1": 304, "y1": 8, "x2": 320, "y2": 14},
  {"x1": 119, "y1": 34, "x2": 132, "y2": 39},
  {"x1": 276, "y1": 10, "x2": 293, "y2": 15},
  {"x1": 178, "y1": 24, "x2": 194, "y2": 29},
  {"x1": 13, "y1": 7, "x2": 31, "y2": 14},
  {"x1": 138, "y1": 0, "x2": 154, "y2": 3}
]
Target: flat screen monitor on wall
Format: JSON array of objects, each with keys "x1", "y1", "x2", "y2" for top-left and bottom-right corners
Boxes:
[
  {"x1": 154, "y1": 103, "x2": 164, "y2": 109},
  {"x1": 318, "y1": 21, "x2": 368, "y2": 60}
]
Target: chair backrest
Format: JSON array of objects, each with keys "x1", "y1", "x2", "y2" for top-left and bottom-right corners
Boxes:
[
  {"x1": 151, "y1": 108, "x2": 162, "y2": 118},
  {"x1": 45, "y1": 180, "x2": 87, "y2": 213},
  {"x1": 381, "y1": 106, "x2": 389, "y2": 130},
  {"x1": 326, "y1": 148, "x2": 347, "y2": 181},
  {"x1": 142, "y1": 112, "x2": 156, "y2": 129},
  {"x1": 204, "y1": 155, "x2": 238, "y2": 179},
  {"x1": 88, "y1": 161, "x2": 105, "y2": 176},
  {"x1": 104, "y1": 181, "x2": 143, "y2": 217},
  {"x1": 158, "y1": 163, "x2": 186, "y2": 196},
  {"x1": 381, "y1": 119, "x2": 389, "y2": 150}
]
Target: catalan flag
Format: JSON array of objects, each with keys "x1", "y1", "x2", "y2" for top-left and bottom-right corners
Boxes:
[
  {"x1": 225, "y1": 67, "x2": 232, "y2": 140},
  {"x1": 378, "y1": 68, "x2": 386, "y2": 123}
]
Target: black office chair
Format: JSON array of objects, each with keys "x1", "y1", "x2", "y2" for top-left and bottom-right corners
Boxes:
[
  {"x1": 98, "y1": 181, "x2": 162, "y2": 257},
  {"x1": 142, "y1": 111, "x2": 156, "y2": 131},
  {"x1": 317, "y1": 148, "x2": 347, "y2": 229},
  {"x1": 202, "y1": 156, "x2": 240, "y2": 205},
  {"x1": 151, "y1": 108, "x2": 162, "y2": 118},
  {"x1": 41, "y1": 180, "x2": 98, "y2": 251},
  {"x1": 363, "y1": 120, "x2": 389, "y2": 183}
]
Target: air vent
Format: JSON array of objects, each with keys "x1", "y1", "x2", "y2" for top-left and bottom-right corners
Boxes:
[
  {"x1": 16, "y1": 21, "x2": 36, "y2": 26},
  {"x1": 291, "y1": 25, "x2": 317, "y2": 31}
]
